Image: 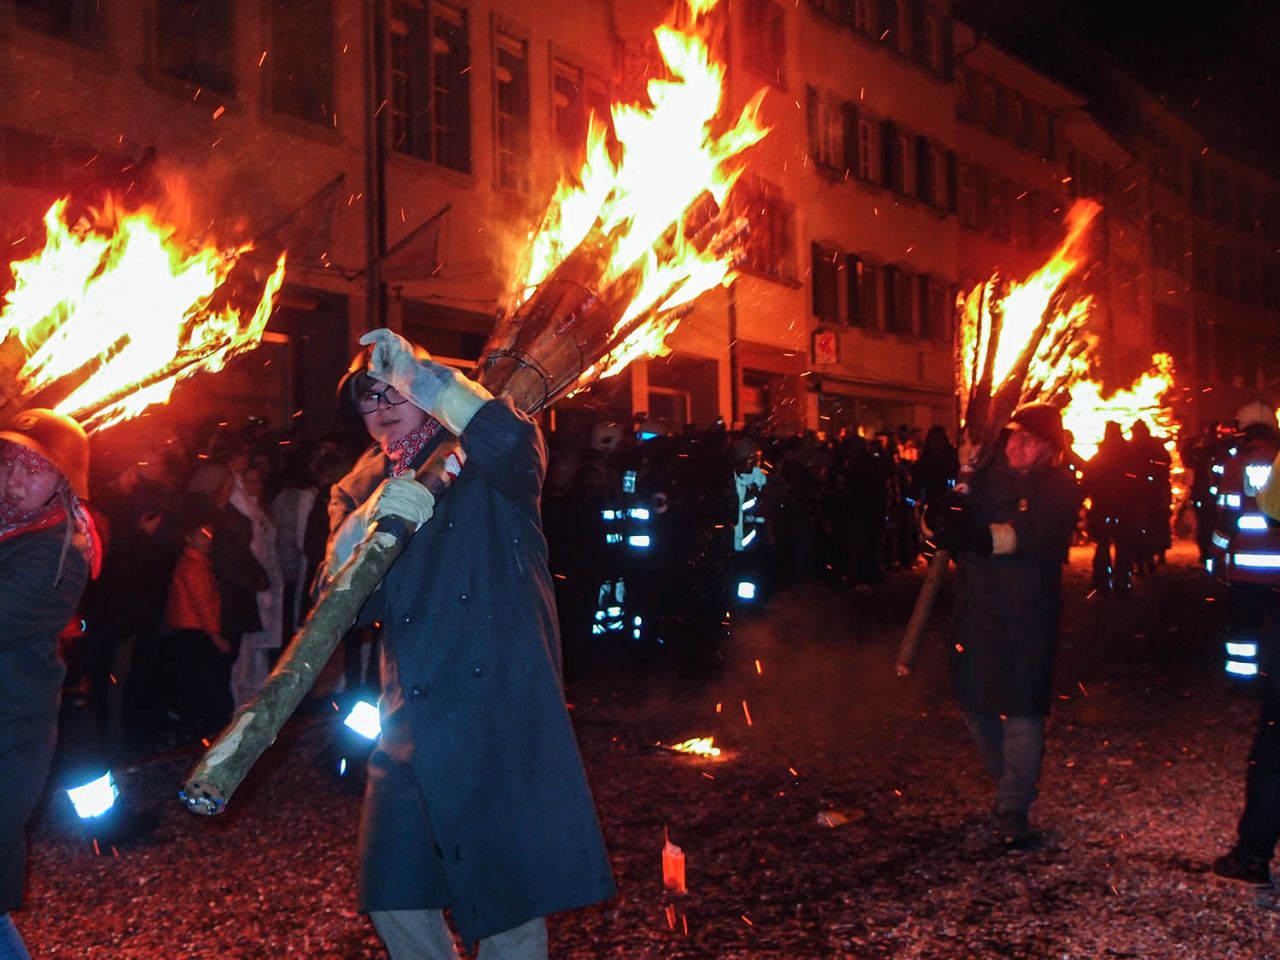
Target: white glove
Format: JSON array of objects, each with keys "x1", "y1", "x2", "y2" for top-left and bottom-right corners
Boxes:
[
  {"x1": 359, "y1": 328, "x2": 492, "y2": 435},
  {"x1": 326, "y1": 476, "x2": 435, "y2": 576}
]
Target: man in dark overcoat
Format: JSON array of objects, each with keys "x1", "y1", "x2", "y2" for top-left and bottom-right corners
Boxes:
[
  {"x1": 322, "y1": 329, "x2": 615, "y2": 959},
  {"x1": 926, "y1": 403, "x2": 1080, "y2": 847},
  {"x1": 0, "y1": 410, "x2": 97, "y2": 958}
]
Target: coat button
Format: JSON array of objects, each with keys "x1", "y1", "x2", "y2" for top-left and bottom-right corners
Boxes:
[
  {"x1": 512, "y1": 536, "x2": 520, "y2": 544},
  {"x1": 447, "y1": 520, "x2": 454, "y2": 529},
  {"x1": 459, "y1": 593, "x2": 468, "y2": 602},
  {"x1": 472, "y1": 667, "x2": 483, "y2": 678},
  {"x1": 408, "y1": 686, "x2": 423, "y2": 700},
  {"x1": 402, "y1": 615, "x2": 412, "y2": 624}
]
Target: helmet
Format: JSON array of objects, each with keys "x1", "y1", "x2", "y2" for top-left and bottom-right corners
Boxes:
[
  {"x1": 1236, "y1": 401, "x2": 1277, "y2": 431},
  {"x1": 1009, "y1": 403, "x2": 1065, "y2": 454},
  {"x1": 590, "y1": 421, "x2": 624, "y2": 453},
  {"x1": 0, "y1": 408, "x2": 90, "y2": 498}
]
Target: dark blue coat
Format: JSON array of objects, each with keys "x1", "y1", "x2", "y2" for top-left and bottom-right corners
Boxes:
[
  {"x1": 0, "y1": 522, "x2": 88, "y2": 911},
  {"x1": 949, "y1": 457, "x2": 1080, "y2": 718},
  {"x1": 329, "y1": 398, "x2": 615, "y2": 944}
]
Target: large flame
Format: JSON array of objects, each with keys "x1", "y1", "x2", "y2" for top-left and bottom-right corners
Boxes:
[
  {"x1": 957, "y1": 200, "x2": 1100, "y2": 435},
  {"x1": 2, "y1": 198, "x2": 287, "y2": 432},
  {"x1": 1062, "y1": 353, "x2": 1179, "y2": 461},
  {"x1": 512, "y1": 0, "x2": 769, "y2": 384}
]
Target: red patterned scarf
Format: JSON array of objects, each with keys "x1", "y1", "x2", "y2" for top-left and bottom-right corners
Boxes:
[
  {"x1": 0, "y1": 442, "x2": 101, "y2": 578},
  {"x1": 385, "y1": 417, "x2": 443, "y2": 477}
]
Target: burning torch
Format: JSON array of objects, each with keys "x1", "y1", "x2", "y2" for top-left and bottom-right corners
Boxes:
[
  {"x1": 894, "y1": 200, "x2": 1100, "y2": 675},
  {"x1": 0, "y1": 196, "x2": 288, "y2": 840},
  {"x1": 180, "y1": 0, "x2": 770, "y2": 815}
]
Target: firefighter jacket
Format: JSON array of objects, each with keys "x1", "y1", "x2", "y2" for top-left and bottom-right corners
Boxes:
[
  {"x1": 327, "y1": 397, "x2": 615, "y2": 946},
  {"x1": 0, "y1": 522, "x2": 89, "y2": 911},
  {"x1": 949, "y1": 455, "x2": 1081, "y2": 718}
]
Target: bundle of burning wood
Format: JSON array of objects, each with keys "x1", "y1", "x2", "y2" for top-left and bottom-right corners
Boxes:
[{"x1": 896, "y1": 199, "x2": 1101, "y2": 673}]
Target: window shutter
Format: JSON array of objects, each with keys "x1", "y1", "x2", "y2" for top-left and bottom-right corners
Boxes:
[
  {"x1": 846, "y1": 253, "x2": 861, "y2": 325},
  {"x1": 915, "y1": 135, "x2": 930, "y2": 204},
  {"x1": 877, "y1": 0, "x2": 895, "y2": 38},
  {"x1": 946, "y1": 151, "x2": 958, "y2": 212},
  {"x1": 841, "y1": 102, "x2": 859, "y2": 178},
  {"x1": 806, "y1": 85, "x2": 820, "y2": 163},
  {"x1": 880, "y1": 118, "x2": 896, "y2": 190}
]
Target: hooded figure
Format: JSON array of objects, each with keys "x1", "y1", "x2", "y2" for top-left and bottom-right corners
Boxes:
[
  {"x1": 321, "y1": 330, "x2": 614, "y2": 959},
  {"x1": 0, "y1": 409, "x2": 99, "y2": 955}
]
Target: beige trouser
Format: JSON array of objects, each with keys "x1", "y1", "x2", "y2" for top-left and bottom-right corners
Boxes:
[{"x1": 370, "y1": 911, "x2": 547, "y2": 960}]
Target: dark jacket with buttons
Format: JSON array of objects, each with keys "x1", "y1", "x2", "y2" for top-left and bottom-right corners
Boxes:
[
  {"x1": 0, "y1": 522, "x2": 88, "y2": 911},
  {"x1": 328, "y1": 398, "x2": 615, "y2": 945},
  {"x1": 949, "y1": 454, "x2": 1081, "y2": 717}
]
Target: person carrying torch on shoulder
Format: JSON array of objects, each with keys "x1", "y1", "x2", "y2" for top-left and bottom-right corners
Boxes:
[
  {"x1": 922, "y1": 403, "x2": 1080, "y2": 848},
  {"x1": 0, "y1": 409, "x2": 99, "y2": 959},
  {"x1": 321, "y1": 329, "x2": 615, "y2": 960}
]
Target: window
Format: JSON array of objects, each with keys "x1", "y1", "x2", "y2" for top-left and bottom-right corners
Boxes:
[
  {"x1": 1151, "y1": 214, "x2": 1168, "y2": 270},
  {"x1": 429, "y1": 4, "x2": 471, "y2": 172},
  {"x1": 960, "y1": 163, "x2": 989, "y2": 230},
  {"x1": 1025, "y1": 105, "x2": 1050, "y2": 159},
  {"x1": 920, "y1": 12, "x2": 947, "y2": 76},
  {"x1": 156, "y1": 0, "x2": 234, "y2": 93},
  {"x1": 1156, "y1": 143, "x2": 1183, "y2": 194},
  {"x1": 1210, "y1": 168, "x2": 1232, "y2": 224},
  {"x1": 811, "y1": 243, "x2": 841, "y2": 322},
  {"x1": 980, "y1": 79, "x2": 999, "y2": 132},
  {"x1": 853, "y1": 0, "x2": 874, "y2": 35},
  {"x1": 1213, "y1": 244, "x2": 1236, "y2": 299},
  {"x1": 807, "y1": 87, "x2": 845, "y2": 173},
  {"x1": 957, "y1": 70, "x2": 980, "y2": 121},
  {"x1": 914, "y1": 139, "x2": 946, "y2": 208},
  {"x1": 1237, "y1": 181, "x2": 1257, "y2": 234},
  {"x1": 847, "y1": 254, "x2": 878, "y2": 328},
  {"x1": 855, "y1": 115, "x2": 877, "y2": 182},
  {"x1": 494, "y1": 29, "x2": 530, "y2": 191},
  {"x1": 584, "y1": 76, "x2": 612, "y2": 145},
  {"x1": 989, "y1": 177, "x2": 1010, "y2": 239},
  {"x1": 879, "y1": 120, "x2": 913, "y2": 195},
  {"x1": 918, "y1": 274, "x2": 950, "y2": 341},
  {"x1": 1239, "y1": 253, "x2": 1259, "y2": 304},
  {"x1": 881, "y1": 264, "x2": 915, "y2": 336},
  {"x1": 1007, "y1": 95, "x2": 1025, "y2": 146},
  {"x1": 1190, "y1": 159, "x2": 1207, "y2": 216},
  {"x1": 269, "y1": 0, "x2": 335, "y2": 126},
  {"x1": 15, "y1": 0, "x2": 101, "y2": 44},
  {"x1": 1192, "y1": 233, "x2": 1210, "y2": 290},
  {"x1": 390, "y1": 1, "x2": 472, "y2": 172},
  {"x1": 743, "y1": 0, "x2": 786, "y2": 88},
  {"x1": 552, "y1": 59, "x2": 585, "y2": 149},
  {"x1": 809, "y1": 0, "x2": 853, "y2": 25},
  {"x1": 893, "y1": 0, "x2": 913, "y2": 58},
  {"x1": 733, "y1": 179, "x2": 797, "y2": 284}
]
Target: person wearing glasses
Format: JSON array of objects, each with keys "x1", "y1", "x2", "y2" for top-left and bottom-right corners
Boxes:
[{"x1": 322, "y1": 330, "x2": 615, "y2": 960}]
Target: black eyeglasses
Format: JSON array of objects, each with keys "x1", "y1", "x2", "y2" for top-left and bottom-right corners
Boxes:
[{"x1": 358, "y1": 386, "x2": 410, "y2": 413}]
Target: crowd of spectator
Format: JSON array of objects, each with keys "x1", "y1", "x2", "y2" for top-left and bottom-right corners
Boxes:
[{"x1": 65, "y1": 415, "x2": 964, "y2": 763}]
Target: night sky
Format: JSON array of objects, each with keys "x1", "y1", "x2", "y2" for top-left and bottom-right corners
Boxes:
[{"x1": 954, "y1": 0, "x2": 1280, "y2": 171}]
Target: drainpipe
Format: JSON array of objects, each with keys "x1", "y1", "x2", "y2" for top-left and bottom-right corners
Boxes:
[{"x1": 364, "y1": 0, "x2": 390, "y2": 332}]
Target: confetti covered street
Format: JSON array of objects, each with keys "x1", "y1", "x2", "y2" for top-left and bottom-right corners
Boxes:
[{"x1": 20, "y1": 541, "x2": 1278, "y2": 958}]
